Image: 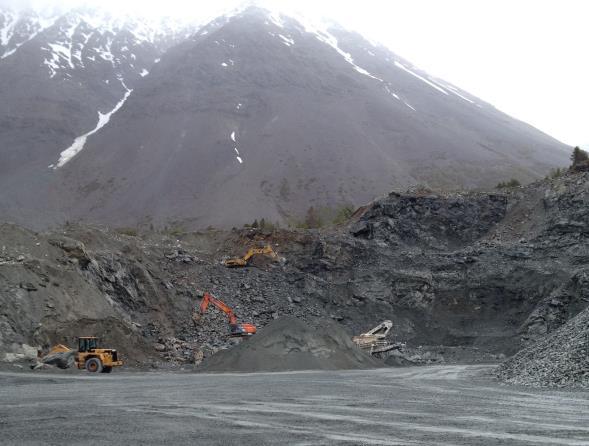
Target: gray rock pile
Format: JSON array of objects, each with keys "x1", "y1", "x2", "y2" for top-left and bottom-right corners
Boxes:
[
  {"x1": 199, "y1": 317, "x2": 380, "y2": 372},
  {"x1": 496, "y1": 307, "x2": 589, "y2": 388}
]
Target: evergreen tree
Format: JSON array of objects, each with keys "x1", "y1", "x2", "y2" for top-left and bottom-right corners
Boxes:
[{"x1": 571, "y1": 146, "x2": 589, "y2": 167}]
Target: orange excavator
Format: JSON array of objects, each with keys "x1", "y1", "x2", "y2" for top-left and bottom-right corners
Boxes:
[{"x1": 193, "y1": 292, "x2": 257, "y2": 337}]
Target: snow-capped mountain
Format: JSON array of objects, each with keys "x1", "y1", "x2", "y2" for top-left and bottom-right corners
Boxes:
[
  {"x1": 0, "y1": 5, "x2": 571, "y2": 229},
  {"x1": 0, "y1": 4, "x2": 197, "y2": 224}
]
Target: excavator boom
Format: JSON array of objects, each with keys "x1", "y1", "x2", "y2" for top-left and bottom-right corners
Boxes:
[
  {"x1": 196, "y1": 292, "x2": 256, "y2": 337},
  {"x1": 223, "y1": 245, "x2": 278, "y2": 268},
  {"x1": 199, "y1": 293, "x2": 238, "y2": 325}
]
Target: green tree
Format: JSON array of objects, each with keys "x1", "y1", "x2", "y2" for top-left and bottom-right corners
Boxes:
[
  {"x1": 332, "y1": 205, "x2": 355, "y2": 225},
  {"x1": 252, "y1": 219, "x2": 259, "y2": 228},
  {"x1": 547, "y1": 167, "x2": 564, "y2": 179},
  {"x1": 496, "y1": 178, "x2": 520, "y2": 189},
  {"x1": 571, "y1": 146, "x2": 589, "y2": 168}
]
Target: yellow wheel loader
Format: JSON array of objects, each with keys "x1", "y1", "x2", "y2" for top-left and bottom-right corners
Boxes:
[
  {"x1": 76, "y1": 337, "x2": 122, "y2": 373},
  {"x1": 44, "y1": 337, "x2": 123, "y2": 373}
]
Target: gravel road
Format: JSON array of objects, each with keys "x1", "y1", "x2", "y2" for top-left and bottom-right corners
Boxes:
[{"x1": 1, "y1": 365, "x2": 588, "y2": 445}]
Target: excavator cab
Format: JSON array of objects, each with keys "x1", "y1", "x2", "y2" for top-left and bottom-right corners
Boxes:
[{"x1": 229, "y1": 323, "x2": 257, "y2": 337}]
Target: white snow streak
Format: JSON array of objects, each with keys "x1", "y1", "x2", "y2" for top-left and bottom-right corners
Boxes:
[
  {"x1": 236, "y1": 103, "x2": 242, "y2": 110},
  {"x1": 394, "y1": 61, "x2": 449, "y2": 95},
  {"x1": 54, "y1": 87, "x2": 133, "y2": 168},
  {"x1": 48, "y1": 43, "x2": 74, "y2": 68},
  {"x1": 231, "y1": 131, "x2": 242, "y2": 163},
  {"x1": 403, "y1": 101, "x2": 416, "y2": 111},
  {"x1": 278, "y1": 34, "x2": 294, "y2": 46},
  {"x1": 43, "y1": 20, "x2": 81, "y2": 76},
  {"x1": 314, "y1": 29, "x2": 381, "y2": 80},
  {"x1": 444, "y1": 84, "x2": 476, "y2": 104},
  {"x1": 221, "y1": 62, "x2": 228, "y2": 67},
  {"x1": 140, "y1": 68, "x2": 149, "y2": 77},
  {"x1": 384, "y1": 86, "x2": 400, "y2": 101},
  {"x1": 268, "y1": 12, "x2": 285, "y2": 29}
]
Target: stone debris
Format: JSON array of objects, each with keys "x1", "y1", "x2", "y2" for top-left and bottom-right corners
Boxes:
[
  {"x1": 33, "y1": 350, "x2": 76, "y2": 369},
  {"x1": 496, "y1": 307, "x2": 589, "y2": 388}
]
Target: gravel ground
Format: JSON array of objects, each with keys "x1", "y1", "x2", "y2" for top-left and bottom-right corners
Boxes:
[{"x1": 1, "y1": 365, "x2": 588, "y2": 445}]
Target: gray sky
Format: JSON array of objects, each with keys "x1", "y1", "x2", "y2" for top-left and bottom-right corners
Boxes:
[{"x1": 6, "y1": 0, "x2": 588, "y2": 146}]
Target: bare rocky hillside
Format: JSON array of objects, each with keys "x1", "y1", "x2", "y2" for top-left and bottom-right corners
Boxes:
[{"x1": 1, "y1": 170, "x2": 587, "y2": 374}]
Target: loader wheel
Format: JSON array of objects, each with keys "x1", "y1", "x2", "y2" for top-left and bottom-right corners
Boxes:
[
  {"x1": 85, "y1": 358, "x2": 103, "y2": 373},
  {"x1": 102, "y1": 366, "x2": 112, "y2": 374}
]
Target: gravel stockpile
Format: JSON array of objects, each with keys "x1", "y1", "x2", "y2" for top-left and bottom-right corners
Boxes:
[
  {"x1": 199, "y1": 317, "x2": 381, "y2": 372},
  {"x1": 497, "y1": 308, "x2": 589, "y2": 388}
]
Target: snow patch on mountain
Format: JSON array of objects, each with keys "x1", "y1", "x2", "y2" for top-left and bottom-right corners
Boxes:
[
  {"x1": 394, "y1": 60, "x2": 449, "y2": 96},
  {"x1": 55, "y1": 85, "x2": 133, "y2": 168},
  {"x1": 278, "y1": 34, "x2": 294, "y2": 46},
  {"x1": 310, "y1": 27, "x2": 381, "y2": 81},
  {"x1": 442, "y1": 83, "x2": 476, "y2": 104},
  {"x1": 1, "y1": 10, "x2": 59, "y2": 59},
  {"x1": 0, "y1": 10, "x2": 18, "y2": 46}
]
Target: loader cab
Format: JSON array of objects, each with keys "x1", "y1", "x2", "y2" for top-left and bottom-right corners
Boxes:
[{"x1": 78, "y1": 337, "x2": 99, "y2": 352}]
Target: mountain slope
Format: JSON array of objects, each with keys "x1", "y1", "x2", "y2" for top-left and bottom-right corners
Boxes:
[
  {"x1": 0, "y1": 6, "x2": 570, "y2": 228},
  {"x1": 0, "y1": 5, "x2": 194, "y2": 225},
  {"x1": 55, "y1": 7, "x2": 569, "y2": 228}
]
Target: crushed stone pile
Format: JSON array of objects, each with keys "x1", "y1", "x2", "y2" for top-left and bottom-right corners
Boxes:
[
  {"x1": 496, "y1": 307, "x2": 589, "y2": 388},
  {"x1": 199, "y1": 317, "x2": 381, "y2": 372}
]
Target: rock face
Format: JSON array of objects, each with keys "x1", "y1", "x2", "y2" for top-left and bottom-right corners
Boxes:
[
  {"x1": 496, "y1": 307, "x2": 589, "y2": 388},
  {"x1": 200, "y1": 316, "x2": 380, "y2": 372},
  {"x1": 0, "y1": 5, "x2": 570, "y2": 229},
  {"x1": 0, "y1": 171, "x2": 587, "y2": 374}
]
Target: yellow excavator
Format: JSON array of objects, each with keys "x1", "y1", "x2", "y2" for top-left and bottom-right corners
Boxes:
[
  {"x1": 43, "y1": 337, "x2": 123, "y2": 373},
  {"x1": 223, "y1": 245, "x2": 278, "y2": 267}
]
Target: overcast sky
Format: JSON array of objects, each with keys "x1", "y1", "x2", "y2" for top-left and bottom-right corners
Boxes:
[{"x1": 4, "y1": 0, "x2": 588, "y2": 146}]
